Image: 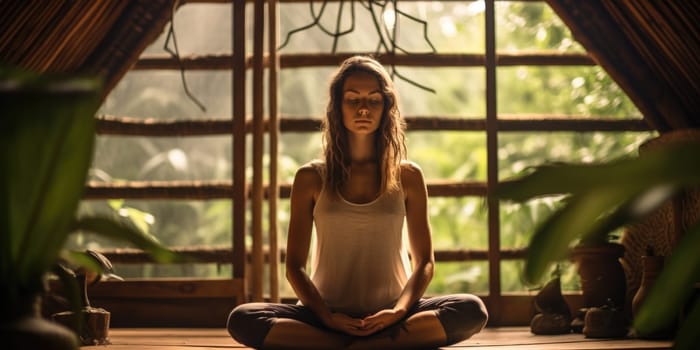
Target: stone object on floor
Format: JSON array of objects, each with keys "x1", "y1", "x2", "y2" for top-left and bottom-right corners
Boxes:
[{"x1": 530, "y1": 276, "x2": 572, "y2": 335}]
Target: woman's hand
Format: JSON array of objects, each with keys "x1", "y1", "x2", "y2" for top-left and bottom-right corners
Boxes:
[
  {"x1": 323, "y1": 312, "x2": 368, "y2": 336},
  {"x1": 356, "y1": 308, "x2": 406, "y2": 336},
  {"x1": 323, "y1": 310, "x2": 405, "y2": 337}
]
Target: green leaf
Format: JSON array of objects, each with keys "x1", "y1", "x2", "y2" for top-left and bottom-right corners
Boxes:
[
  {"x1": 634, "y1": 221, "x2": 700, "y2": 335},
  {"x1": 63, "y1": 250, "x2": 105, "y2": 274},
  {"x1": 0, "y1": 70, "x2": 102, "y2": 288},
  {"x1": 523, "y1": 186, "x2": 630, "y2": 284},
  {"x1": 71, "y1": 215, "x2": 184, "y2": 264},
  {"x1": 671, "y1": 299, "x2": 700, "y2": 350},
  {"x1": 51, "y1": 262, "x2": 82, "y2": 329},
  {"x1": 498, "y1": 141, "x2": 700, "y2": 284},
  {"x1": 495, "y1": 141, "x2": 700, "y2": 203},
  {"x1": 496, "y1": 162, "x2": 628, "y2": 201}
]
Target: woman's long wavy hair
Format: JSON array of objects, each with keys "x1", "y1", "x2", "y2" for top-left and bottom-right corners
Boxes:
[{"x1": 321, "y1": 55, "x2": 406, "y2": 195}]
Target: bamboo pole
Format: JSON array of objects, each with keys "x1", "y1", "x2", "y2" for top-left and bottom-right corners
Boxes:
[
  {"x1": 268, "y1": 0, "x2": 281, "y2": 303},
  {"x1": 485, "y1": 0, "x2": 501, "y2": 325},
  {"x1": 251, "y1": 0, "x2": 265, "y2": 302},
  {"x1": 232, "y1": 0, "x2": 247, "y2": 301}
]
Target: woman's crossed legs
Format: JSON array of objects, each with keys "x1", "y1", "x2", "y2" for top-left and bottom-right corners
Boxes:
[{"x1": 227, "y1": 293, "x2": 488, "y2": 349}]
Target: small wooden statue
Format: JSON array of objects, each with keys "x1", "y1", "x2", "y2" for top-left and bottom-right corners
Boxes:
[
  {"x1": 530, "y1": 276, "x2": 572, "y2": 335},
  {"x1": 51, "y1": 250, "x2": 122, "y2": 345}
]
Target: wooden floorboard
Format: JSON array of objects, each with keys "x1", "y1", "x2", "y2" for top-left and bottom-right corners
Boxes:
[{"x1": 94, "y1": 327, "x2": 673, "y2": 349}]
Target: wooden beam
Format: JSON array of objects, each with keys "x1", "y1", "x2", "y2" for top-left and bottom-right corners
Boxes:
[
  {"x1": 96, "y1": 246, "x2": 527, "y2": 264},
  {"x1": 133, "y1": 52, "x2": 594, "y2": 70},
  {"x1": 96, "y1": 115, "x2": 651, "y2": 135},
  {"x1": 84, "y1": 180, "x2": 235, "y2": 199},
  {"x1": 82, "y1": 180, "x2": 488, "y2": 199}
]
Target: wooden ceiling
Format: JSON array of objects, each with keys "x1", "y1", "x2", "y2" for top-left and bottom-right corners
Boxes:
[
  {"x1": 547, "y1": 0, "x2": 700, "y2": 132},
  {"x1": 0, "y1": 0, "x2": 175, "y2": 99}
]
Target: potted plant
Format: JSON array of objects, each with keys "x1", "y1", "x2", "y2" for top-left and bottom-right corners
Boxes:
[
  {"x1": 495, "y1": 136, "x2": 700, "y2": 347},
  {"x1": 571, "y1": 231, "x2": 626, "y2": 311},
  {"x1": 0, "y1": 67, "x2": 180, "y2": 350}
]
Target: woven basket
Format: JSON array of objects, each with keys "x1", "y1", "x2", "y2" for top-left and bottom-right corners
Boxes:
[{"x1": 621, "y1": 129, "x2": 700, "y2": 317}]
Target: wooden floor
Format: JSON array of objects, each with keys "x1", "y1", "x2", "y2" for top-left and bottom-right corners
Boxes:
[{"x1": 90, "y1": 327, "x2": 673, "y2": 349}]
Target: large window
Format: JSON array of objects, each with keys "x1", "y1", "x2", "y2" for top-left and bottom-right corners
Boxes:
[{"x1": 75, "y1": 0, "x2": 655, "y2": 326}]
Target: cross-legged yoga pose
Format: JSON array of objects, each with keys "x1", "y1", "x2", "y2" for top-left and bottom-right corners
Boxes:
[{"x1": 227, "y1": 55, "x2": 488, "y2": 349}]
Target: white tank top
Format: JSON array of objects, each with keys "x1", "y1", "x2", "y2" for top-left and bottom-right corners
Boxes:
[{"x1": 309, "y1": 161, "x2": 411, "y2": 317}]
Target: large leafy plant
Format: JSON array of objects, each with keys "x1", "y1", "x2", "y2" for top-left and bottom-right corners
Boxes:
[
  {"x1": 0, "y1": 67, "x2": 178, "y2": 313},
  {"x1": 495, "y1": 138, "x2": 700, "y2": 348}
]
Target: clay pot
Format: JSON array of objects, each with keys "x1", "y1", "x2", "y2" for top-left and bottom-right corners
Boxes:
[
  {"x1": 0, "y1": 293, "x2": 78, "y2": 350},
  {"x1": 573, "y1": 242, "x2": 627, "y2": 309}
]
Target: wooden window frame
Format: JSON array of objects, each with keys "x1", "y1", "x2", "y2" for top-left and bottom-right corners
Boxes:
[{"x1": 85, "y1": 0, "x2": 650, "y2": 327}]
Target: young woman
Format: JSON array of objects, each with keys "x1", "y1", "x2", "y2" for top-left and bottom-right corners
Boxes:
[{"x1": 228, "y1": 56, "x2": 488, "y2": 349}]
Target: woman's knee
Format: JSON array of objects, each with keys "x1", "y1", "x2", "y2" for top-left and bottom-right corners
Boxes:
[
  {"x1": 437, "y1": 294, "x2": 488, "y2": 344},
  {"x1": 227, "y1": 302, "x2": 275, "y2": 348}
]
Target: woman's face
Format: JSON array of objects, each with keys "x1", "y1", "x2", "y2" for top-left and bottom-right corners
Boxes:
[{"x1": 341, "y1": 71, "x2": 384, "y2": 136}]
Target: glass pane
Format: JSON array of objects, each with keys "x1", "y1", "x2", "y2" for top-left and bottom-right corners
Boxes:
[
  {"x1": 280, "y1": 67, "x2": 337, "y2": 116},
  {"x1": 99, "y1": 71, "x2": 232, "y2": 119},
  {"x1": 408, "y1": 131, "x2": 486, "y2": 181},
  {"x1": 72, "y1": 200, "x2": 232, "y2": 249},
  {"x1": 501, "y1": 260, "x2": 580, "y2": 292},
  {"x1": 279, "y1": 1, "x2": 485, "y2": 54},
  {"x1": 500, "y1": 198, "x2": 563, "y2": 249},
  {"x1": 497, "y1": 66, "x2": 641, "y2": 117},
  {"x1": 429, "y1": 261, "x2": 488, "y2": 295},
  {"x1": 91, "y1": 135, "x2": 231, "y2": 182},
  {"x1": 498, "y1": 131, "x2": 656, "y2": 180},
  {"x1": 279, "y1": 133, "x2": 323, "y2": 184},
  {"x1": 430, "y1": 197, "x2": 487, "y2": 250},
  {"x1": 496, "y1": 1, "x2": 584, "y2": 52},
  {"x1": 395, "y1": 67, "x2": 485, "y2": 117},
  {"x1": 143, "y1": 3, "x2": 232, "y2": 55}
]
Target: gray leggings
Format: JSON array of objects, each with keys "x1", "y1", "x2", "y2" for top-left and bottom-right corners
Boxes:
[{"x1": 227, "y1": 293, "x2": 488, "y2": 348}]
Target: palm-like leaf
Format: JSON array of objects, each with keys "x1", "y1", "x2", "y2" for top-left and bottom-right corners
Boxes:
[
  {"x1": 1, "y1": 67, "x2": 181, "y2": 306},
  {"x1": 495, "y1": 139, "x2": 700, "y2": 348},
  {"x1": 71, "y1": 215, "x2": 184, "y2": 263},
  {"x1": 496, "y1": 141, "x2": 700, "y2": 284},
  {"x1": 1, "y1": 71, "x2": 99, "y2": 299},
  {"x1": 634, "y1": 221, "x2": 700, "y2": 346}
]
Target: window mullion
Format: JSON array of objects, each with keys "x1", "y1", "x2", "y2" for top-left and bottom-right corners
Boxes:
[{"x1": 485, "y1": 0, "x2": 501, "y2": 317}]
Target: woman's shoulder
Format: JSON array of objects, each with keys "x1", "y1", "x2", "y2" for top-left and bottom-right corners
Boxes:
[
  {"x1": 400, "y1": 160, "x2": 426, "y2": 189},
  {"x1": 299, "y1": 159, "x2": 325, "y2": 176},
  {"x1": 294, "y1": 160, "x2": 325, "y2": 188},
  {"x1": 400, "y1": 160, "x2": 424, "y2": 177}
]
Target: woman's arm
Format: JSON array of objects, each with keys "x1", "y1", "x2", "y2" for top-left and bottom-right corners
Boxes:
[
  {"x1": 361, "y1": 161, "x2": 435, "y2": 331},
  {"x1": 285, "y1": 165, "x2": 365, "y2": 334},
  {"x1": 395, "y1": 161, "x2": 435, "y2": 314},
  {"x1": 285, "y1": 165, "x2": 330, "y2": 320}
]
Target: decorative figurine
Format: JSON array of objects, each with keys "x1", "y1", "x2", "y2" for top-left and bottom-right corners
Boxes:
[{"x1": 51, "y1": 250, "x2": 122, "y2": 345}]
